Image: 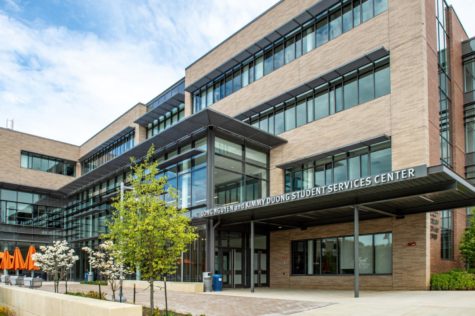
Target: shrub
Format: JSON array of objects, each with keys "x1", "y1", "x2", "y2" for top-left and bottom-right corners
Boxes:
[
  {"x1": 142, "y1": 307, "x2": 196, "y2": 316},
  {"x1": 0, "y1": 305, "x2": 15, "y2": 316},
  {"x1": 80, "y1": 280, "x2": 107, "y2": 286},
  {"x1": 431, "y1": 270, "x2": 475, "y2": 290},
  {"x1": 67, "y1": 291, "x2": 106, "y2": 300}
]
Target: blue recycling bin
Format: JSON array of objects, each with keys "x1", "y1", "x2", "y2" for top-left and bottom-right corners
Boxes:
[
  {"x1": 212, "y1": 274, "x2": 223, "y2": 292},
  {"x1": 84, "y1": 272, "x2": 88, "y2": 281}
]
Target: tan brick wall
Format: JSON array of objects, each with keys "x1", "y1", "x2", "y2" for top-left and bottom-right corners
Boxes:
[
  {"x1": 79, "y1": 103, "x2": 147, "y2": 158},
  {"x1": 270, "y1": 96, "x2": 391, "y2": 195},
  {"x1": 185, "y1": 0, "x2": 317, "y2": 88},
  {"x1": 270, "y1": 213, "x2": 430, "y2": 290},
  {"x1": 0, "y1": 128, "x2": 80, "y2": 191}
]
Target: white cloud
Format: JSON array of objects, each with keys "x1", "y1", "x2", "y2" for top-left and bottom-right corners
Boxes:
[{"x1": 0, "y1": 0, "x2": 278, "y2": 145}]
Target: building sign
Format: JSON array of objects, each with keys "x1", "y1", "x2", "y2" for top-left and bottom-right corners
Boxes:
[{"x1": 199, "y1": 165, "x2": 427, "y2": 218}]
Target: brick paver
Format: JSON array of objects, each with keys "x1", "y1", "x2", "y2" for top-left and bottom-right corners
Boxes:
[{"x1": 39, "y1": 283, "x2": 332, "y2": 316}]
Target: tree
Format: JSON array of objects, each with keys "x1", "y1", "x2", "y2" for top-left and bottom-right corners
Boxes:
[
  {"x1": 461, "y1": 216, "x2": 475, "y2": 269},
  {"x1": 82, "y1": 241, "x2": 122, "y2": 301},
  {"x1": 107, "y1": 146, "x2": 197, "y2": 315},
  {"x1": 32, "y1": 240, "x2": 79, "y2": 293}
]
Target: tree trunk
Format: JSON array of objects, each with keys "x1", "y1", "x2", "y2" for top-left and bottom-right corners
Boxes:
[
  {"x1": 149, "y1": 280, "x2": 154, "y2": 316},
  {"x1": 98, "y1": 283, "x2": 102, "y2": 300},
  {"x1": 110, "y1": 280, "x2": 116, "y2": 301},
  {"x1": 164, "y1": 276, "x2": 168, "y2": 316}
]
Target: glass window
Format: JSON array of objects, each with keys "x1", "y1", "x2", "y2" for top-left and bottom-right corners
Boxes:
[
  {"x1": 375, "y1": 65, "x2": 391, "y2": 98},
  {"x1": 359, "y1": 235, "x2": 374, "y2": 274},
  {"x1": 329, "y1": 9, "x2": 342, "y2": 40},
  {"x1": 335, "y1": 84, "x2": 344, "y2": 112},
  {"x1": 242, "y1": 65, "x2": 249, "y2": 87},
  {"x1": 215, "y1": 155, "x2": 242, "y2": 174},
  {"x1": 314, "y1": 90, "x2": 329, "y2": 119},
  {"x1": 178, "y1": 173, "x2": 191, "y2": 209},
  {"x1": 215, "y1": 138, "x2": 242, "y2": 160},
  {"x1": 274, "y1": 43, "x2": 284, "y2": 69},
  {"x1": 192, "y1": 168, "x2": 206, "y2": 206},
  {"x1": 374, "y1": 0, "x2": 388, "y2": 16},
  {"x1": 321, "y1": 238, "x2": 337, "y2": 274},
  {"x1": 307, "y1": 97, "x2": 314, "y2": 123},
  {"x1": 259, "y1": 116, "x2": 269, "y2": 133},
  {"x1": 344, "y1": 77, "x2": 358, "y2": 109},
  {"x1": 296, "y1": 100, "x2": 307, "y2": 127},
  {"x1": 353, "y1": 0, "x2": 361, "y2": 26},
  {"x1": 233, "y1": 69, "x2": 242, "y2": 92},
  {"x1": 342, "y1": 2, "x2": 353, "y2": 33},
  {"x1": 214, "y1": 169, "x2": 242, "y2": 206},
  {"x1": 333, "y1": 154, "x2": 348, "y2": 183},
  {"x1": 339, "y1": 236, "x2": 354, "y2": 274},
  {"x1": 303, "y1": 25, "x2": 315, "y2": 53},
  {"x1": 315, "y1": 165, "x2": 326, "y2": 187},
  {"x1": 20, "y1": 154, "x2": 28, "y2": 168},
  {"x1": 291, "y1": 241, "x2": 307, "y2": 274},
  {"x1": 264, "y1": 49, "x2": 273, "y2": 75},
  {"x1": 295, "y1": 33, "x2": 302, "y2": 58},
  {"x1": 359, "y1": 70, "x2": 374, "y2": 104},
  {"x1": 214, "y1": 81, "x2": 222, "y2": 102},
  {"x1": 441, "y1": 210, "x2": 454, "y2": 260},
  {"x1": 245, "y1": 147, "x2": 267, "y2": 168},
  {"x1": 225, "y1": 74, "x2": 233, "y2": 96},
  {"x1": 274, "y1": 110, "x2": 285, "y2": 135},
  {"x1": 349, "y1": 155, "x2": 361, "y2": 180},
  {"x1": 255, "y1": 55, "x2": 264, "y2": 80},
  {"x1": 370, "y1": 146, "x2": 391, "y2": 175},
  {"x1": 285, "y1": 105, "x2": 296, "y2": 131},
  {"x1": 316, "y1": 17, "x2": 329, "y2": 48},
  {"x1": 285, "y1": 37, "x2": 296, "y2": 63},
  {"x1": 464, "y1": 60, "x2": 475, "y2": 93},
  {"x1": 362, "y1": 0, "x2": 374, "y2": 22},
  {"x1": 374, "y1": 233, "x2": 392, "y2": 273},
  {"x1": 206, "y1": 86, "x2": 213, "y2": 106}
]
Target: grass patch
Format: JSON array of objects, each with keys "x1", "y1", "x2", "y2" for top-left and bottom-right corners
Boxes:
[
  {"x1": 80, "y1": 280, "x2": 107, "y2": 286},
  {"x1": 66, "y1": 291, "x2": 107, "y2": 300},
  {"x1": 431, "y1": 270, "x2": 475, "y2": 290},
  {"x1": 142, "y1": 307, "x2": 201, "y2": 316},
  {"x1": 0, "y1": 305, "x2": 15, "y2": 316}
]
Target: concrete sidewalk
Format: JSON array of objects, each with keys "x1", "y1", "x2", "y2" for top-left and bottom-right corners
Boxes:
[{"x1": 212, "y1": 288, "x2": 475, "y2": 315}]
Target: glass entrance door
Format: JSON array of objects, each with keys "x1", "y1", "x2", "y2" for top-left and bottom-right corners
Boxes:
[
  {"x1": 222, "y1": 248, "x2": 244, "y2": 288},
  {"x1": 254, "y1": 250, "x2": 268, "y2": 287}
]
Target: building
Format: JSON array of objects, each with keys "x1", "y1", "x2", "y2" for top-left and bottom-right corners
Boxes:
[{"x1": 2, "y1": 0, "x2": 475, "y2": 291}]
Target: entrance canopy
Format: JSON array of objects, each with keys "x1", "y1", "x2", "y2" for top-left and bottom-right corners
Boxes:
[{"x1": 198, "y1": 165, "x2": 475, "y2": 229}]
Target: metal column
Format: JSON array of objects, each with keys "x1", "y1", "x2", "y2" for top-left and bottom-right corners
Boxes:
[
  {"x1": 354, "y1": 205, "x2": 360, "y2": 298},
  {"x1": 250, "y1": 220, "x2": 255, "y2": 293}
]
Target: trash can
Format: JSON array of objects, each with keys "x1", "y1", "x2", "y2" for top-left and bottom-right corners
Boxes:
[
  {"x1": 203, "y1": 272, "x2": 212, "y2": 292},
  {"x1": 87, "y1": 272, "x2": 94, "y2": 282},
  {"x1": 212, "y1": 274, "x2": 223, "y2": 292},
  {"x1": 84, "y1": 272, "x2": 88, "y2": 281}
]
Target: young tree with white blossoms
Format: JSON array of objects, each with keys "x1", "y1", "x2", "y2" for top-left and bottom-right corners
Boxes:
[
  {"x1": 32, "y1": 240, "x2": 79, "y2": 293},
  {"x1": 82, "y1": 241, "x2": 122, "y2": 301}
]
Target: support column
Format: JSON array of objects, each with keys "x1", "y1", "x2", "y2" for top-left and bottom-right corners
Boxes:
[
  {"x1": 250, "y1": 220, "x2": 255, "y2": 293},
  {"x1": 206, "y1": 219, "x2": 215, "y2": 273},
  {"x1": 354, "y1": 205, "x2": 360, "y2": 298}
]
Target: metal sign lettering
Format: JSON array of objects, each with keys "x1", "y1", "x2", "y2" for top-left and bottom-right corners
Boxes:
[{"x1": 198, "y1": 165, "x2": 427, "y2": 218}]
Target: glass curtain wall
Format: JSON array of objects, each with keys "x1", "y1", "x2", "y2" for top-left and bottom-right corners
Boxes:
[
  {"x1": 285, "y1": 141, "x2": 391, "y2": 192},
  {"x1": 81, "y1": 130, "x2": 135, "y2": 174},
  {"x1": 146, "y1": 103, "x2": 186, "y2": 139},
  {"x1": 436, "y1": 0, "x2": 453, "y2": 167},
  {"x1": 0, "y1": 188, "x2": 64, "y2": 228},
  {"x1": 193, "y1": 0, "x2": 388, "y2": 113},
  {"x1": 291, "y1": 232, "x2": 392, "y2": 275},
  {"x1": 246, "y1": 57, "x2": 390, "y2": 135},
  {"x1": 440, "y1": 210, "x2": 454, "y2": 260},
  {"x1": 214, "y1": 137, "x2": 269, "y2": 206}
]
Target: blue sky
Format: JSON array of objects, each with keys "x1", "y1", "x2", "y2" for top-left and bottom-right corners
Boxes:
[{"x1": 0, "y1": 0, "x2": 474, "y2": 144}]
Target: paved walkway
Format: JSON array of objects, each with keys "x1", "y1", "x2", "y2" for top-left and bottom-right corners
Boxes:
[
  {"x1": 39, "y1": 283, "x2": 331, "y2": 316},
  {"x1": 38, "y1": 284, "x2": 475, "y2": 316}
]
